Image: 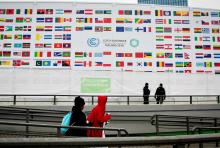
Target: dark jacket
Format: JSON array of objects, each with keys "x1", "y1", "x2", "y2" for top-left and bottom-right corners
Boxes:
[
  {"x1": 155, "y1": 86, "x2": 166, "y2": 99},
  {"x1": 65, "y1": 106, "x2": 87, "y2": 137}
]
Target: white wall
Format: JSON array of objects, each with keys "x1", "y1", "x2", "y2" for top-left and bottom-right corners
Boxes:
[{"x1": 1, "y1": 69, "x2": 220, "y2": 95}]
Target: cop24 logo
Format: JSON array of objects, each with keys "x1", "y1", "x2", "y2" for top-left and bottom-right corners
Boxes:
[{"x1": 87, "y1": 38, "x2": 100, "y2": 47}]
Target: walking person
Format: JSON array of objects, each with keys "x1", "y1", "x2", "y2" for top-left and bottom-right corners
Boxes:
[
  {"x1": 154, "y1": 83, "x2": 166, "y2": 104},
  {"x1": 143, "y1": 83, "x2": 150, "y2": 104},
  {"x1": 87, "y1": 96, "x2": 111, "y2": 137},
  {"x1": 65, "y1": 96, "x2": 87, "y2": 137}
]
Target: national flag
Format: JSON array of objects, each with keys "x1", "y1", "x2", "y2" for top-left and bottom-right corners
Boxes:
[
  {"x1": 36, "y1": 61, "x2": 42, "y2": 66},
  {"x1": 14, "y1": 43, "x2": 22, "y2": 48},
  {"x1": 22, "y1": 43, "x2": 30, "y2": 48},
  {"x1": 212, "y1": 28, "x2": 219, "y2": 33},
  {"x1": 195, "y1": 45, "x2": 203, "y2": 50},
  {"x1": 214, "y1": 62, "x2": 220, "y2": 67},
  {"x1": 135, "y1": 52, "x2": 143, "y2": 58},
  {"x1": 164, "y1": 27, "x2": 172, "y2": 33},
  {"x1": 13, "y1": 60, "x2": 21, "y2": 66},
  {"x1": 193, "y1": 11, "x2": 201, "y2": 17},
  {"x1": 54, "y1": 43, "x2": 62, "y2": 48},
  {"x1": 213, "y1": 45, "x2": 220, "y2": 50},
  {"x1": 3, "y1": 43, "x2": 12, "y2": 48},
  {"x1": 0, "y1": 9, "x2": 5, "y2": 14},
  {"x1": 156, "y1": 27, "x2": 163, "y2": 33},
  {"x1": 164, "y1": 44, "x2": 172, "y2": 50},
  {"x1": 55, "y1": 26, "x2": 63, "y2": 31},
  {"x1": 104, "y1": 27, "x2": 112, "y2": 31},
  {"x1": 124, "y1": 53, "x2": 132, "y2": 57},
  {"x1": 211, "y1": 20, "x2": 219, "y2": 25},
  {"x1": 6, "y1": 9, "x2": 14, "y2": 15},
  {"x1": 135, "y1": 10, "x2": 142, "y2": 15},
  {"x1": 44, "y1": 43, "x2": 52, "y2": 48},
  {"x1": 116, "y1": 53, "x2": 124, "y2": 57},
  {"x1": 23, "y1": 34, "x2": 31, "y2": 40},
  {"x1": 175, "y1": 62, "x2": 183, "y2": 67},
  {"x1": 184, "y1": 53, "x2": 190, "y2": 59},
  {"x1": 84, "y1": 9, "x2": 93, "y2": 15},
  {"x1": 143, "y1": 10, "x2": 151, "y2": 15},
  {"x1": 204, "y1": 62, "x2": 212, "y2": 67},
  {"x1": 63, "y1": 34, "x2": 71, "y2": 40},
  {"x1": 64, "y1": 10, "x2": 72, "y2": 14},
  {"x1": 116, "y1": 18, "x2": 124, "y2": 23},
  {"x1": 74, "y1": 61, "x2": 84, "y2": 67},
  {"x1": 156, "y1": 52, "x2": 164, "y2": 58},
  {"x1": 16, "y1": 17, "x2": 24, "y2": 23},
  {"x1": 43, "y1": 61, "x2": 51, "y2": 66},
  {"x1": 37, "y1": 9, "x2": 45, "y2": 14},
  {"x1": 45, "y1": 18, "x2": 53, "y2": 23},
  {"x1": 116, "y1": 61, "x2": 124, "y2": 67},
  {"x1": 104, "y1": 10, "x2": 111, "y2": 14},
  {"x1": 0, "y1": 26, "x2": 4, "y2": 32},
  {"x1": 156, "y1": 35, "x2": 164, "y2": 41},
  {"x1": 182, "y1": 20, "x2": 190, "y2": 24},
  {"x1": 165, "y1": 63, "x2": 173, "y2": 67},
  {"x1": 155, "y1": 10, "x2": 163, "y2": 16},
  {"x1": 95, "y1": 61, "x2": 103, "y2": 66},
  {"x1": 36, "y1": 26, "x2": 44, "y2": 31},
  {"x1": 95, "y1": 26, "x2": 103, "y2": 32},
  {"x1": 34, "y1": 51, "x2": 43, "y2": 57},
  {"x1": 173, "y1": 11, "x2": 182, "y2": 16},
  {"x1": 54, "y1": 52, "x2": 62, "y2": 57},
  {"x1": 4, "y1": 34, "x2": 12, "y2": 39},
  {"x1": 163, "y1": 11, "x2": 171, "y2": 16},
  {"x1": 62, "y1": 60, "x2": 70, "y2": 67},
  {"x1": 46, "y1": 9, "x2": 53, "y2": 14},
  {"x1": 165, "y1": 53, "x2": 173, "y2": 58},
  {"x1": 175, "y1": 53, "x2": 183, "y2": 58},
  {"x1": 64, "y1": 26, "x2": 71, "y2": 31},
  {"x1": 184, "y1": 62, "x2": 192, "y2": 67},
  {"x1": 214, "y1": 53, "x2": 220, "y2": 58},
  {"x1": 35, "y1": 43, "x2": 43, "y2": 48},
  {"x1": 21, "y1": 51, "x2": 30, "y2": 57},
  {"x1": 156, "y1": 61, "x2": 164, "y2": 67},
  {"x1": 175, "y1": 44, "x2": 183, "y2": 50},
  {"x1": 201, "y1": 20, "x2": 209, "y2": 25},
  {"x1": 204, "y1": 53, "x2": 211, "y2": 58},
  {"x1": 24, "y1": 9, "x2": 33, "y2": 15},
  {"x1": 76, "y1": 10, "x2": 84, "y2": 14},
  {"x1": 5, "y1": 26, "x2": 13, "y2": 31},
  {"x1": 202, "y1": 28, "x2": 210, "y2": 34},
  {"x1": 211, "y1": 12, "x2": 219, "y2": 17},
  {"x1": 182, "y1": 28, "x2": 190, "y2": 33},
  {"x1": 212, "y1": 37, "x2": 220, "y2": 42},
  {"x1": 44, "y1": 26, "x2": 53, "y2": 32},
  {"x1": 44, "y1": 35, "x2": 52, "y2": 40},
  {"x1": 144, "y1": 62, "x2": 152, "y2": 67},
  {"x1": 116, "y1": 27, "x2": 124, "y2": 32},
  {"x1": 203, "y1": 45, "x2": 211, "y2": 50},
  {"x1": 56, "y1": 9, "x2": 64, "y2": 14},
  {"x1": 183, "y1": 36, "x2": 190, "y2": 42},
  {"x1": 54, "y1": 35, "x2": 62, "y2": 39},
  {"x1": 173, "y1": 19, "x2": 182, "y2": 24},
  {"x1": 63, "y1": 52, "x2": 71, "y2": 57},
  {"x1": 3, "y1": 51, "x2": 11, "y2": 57},
  {"x1": 201, "y1": 11, "x2": 209, "y2": 16},
  {"x1": 118, "y1": 10, "x2": 132, "y2": 15}
]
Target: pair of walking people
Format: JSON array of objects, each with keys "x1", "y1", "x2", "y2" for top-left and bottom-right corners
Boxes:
[
  {"x1": 143, "y1": 83, "x2": 166, "y2": 104},
  {"x1": 65, "y1": 96, "x2": 111, "y2": 137}
]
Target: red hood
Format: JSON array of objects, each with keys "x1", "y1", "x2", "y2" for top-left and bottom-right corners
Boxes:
[{"x1": 98, "y1": 96, "x2": 107, "y2": 107}]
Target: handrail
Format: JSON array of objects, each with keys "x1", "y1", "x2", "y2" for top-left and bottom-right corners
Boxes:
[
  {"x1": 0, "y1": 121, "x2": 128, "y2": 137},
  {"x1": 192, "y1": 126, "x2": 220, "y2": 133},
  {"x1": 151, "y1": 114, "x2": 220, "y2": 135},
  {"x1": 0, "y1": 94, "x2": 220, "y2": 105},
  {"x1": 0, "y1": 134, "x2": 220, "y2": 147}
]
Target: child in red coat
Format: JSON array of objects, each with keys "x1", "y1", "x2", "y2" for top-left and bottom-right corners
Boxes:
[{"x1": 87, "y1": 96, "x2": 111, "y2": 137}]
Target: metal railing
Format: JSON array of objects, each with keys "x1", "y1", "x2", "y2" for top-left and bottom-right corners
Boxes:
[
  {"x1": 0, "y1": 121, "x2": 128, "y2": 137},
  {"x1": 151, "y1": 114, "x2": 220, "y2": 136},
  {"x1": 0, "y1": 94, "x2": 220, "y2": 105},
  {"x1": 0, "y1": 133, "x2": 220, "y2": 147}
]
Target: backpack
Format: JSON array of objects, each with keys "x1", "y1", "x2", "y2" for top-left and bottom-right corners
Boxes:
[{"x1": 60, "y1": 112, "x2": 72, "y2": 135}]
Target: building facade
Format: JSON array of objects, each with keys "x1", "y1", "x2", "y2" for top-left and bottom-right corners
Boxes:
[{"x1": 138, "y1": 0, "x2": 188, "y2": 6}]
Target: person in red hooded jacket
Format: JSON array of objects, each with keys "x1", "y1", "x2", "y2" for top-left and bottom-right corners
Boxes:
[{"x1": 87, "y1": 96, "x2": 111, "y2": 137}]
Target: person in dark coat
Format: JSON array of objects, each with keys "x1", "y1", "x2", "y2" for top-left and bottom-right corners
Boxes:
[
  {"x1": 154, "y1": 83, "x2": 166, "y2": 104},
  {"x1": 65, "y1": 96, "x2": 87, "y2": 137},
  {"x1": 143, "y1": 83, "x2": 150, "y2": 104}
]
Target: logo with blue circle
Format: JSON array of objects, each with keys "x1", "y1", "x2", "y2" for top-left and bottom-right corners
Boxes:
[
  {"x1": 130, "y1": 39, "x2": 139, "y2": 48},
  {"x1": 87, "y1": 38, "x2": 100, "y2": 47}
]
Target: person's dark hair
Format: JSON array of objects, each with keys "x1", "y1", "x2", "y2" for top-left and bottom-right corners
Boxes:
[
  {"x1": 160, "y1": 83, "x2": 163, "y2": 87},
  {"x1": 145, "y1": 83, "x2": 148, "y2": 86},
  {"x1": 74, "y1": 96, "x2": 85, "y2": 109}
]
